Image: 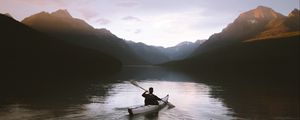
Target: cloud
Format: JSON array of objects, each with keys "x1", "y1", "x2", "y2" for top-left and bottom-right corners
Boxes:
[
  {"x1": 122, "y1": 16, "x2": 141, "y2": 21},
  {"x1": 77, "y1": 8, "x2": 99, "y2": 20},
  {"x1": 114, "y1": 0, "x2": 141, "y2": 7},
  {"x1": 11, "y1": 0, "x2": 72, "y2": 7},
  {"x1": 134, "y1": 29, "x2": 142, "y2": 34},
  {"x1": 95, "y1": 18, "x2": 111, "y2": 25},
  {"x1": 16, "y1": 0, "x2": 47, "y2": 6}
]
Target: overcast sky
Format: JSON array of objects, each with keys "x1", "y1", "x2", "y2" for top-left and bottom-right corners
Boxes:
[{"x1": 1, "y1": 0, "x2": 299, "y2": 47}]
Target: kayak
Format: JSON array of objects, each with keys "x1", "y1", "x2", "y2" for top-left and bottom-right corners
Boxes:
[{"x1": 128, "y1": 95, "x2": 169, "y2": 115}]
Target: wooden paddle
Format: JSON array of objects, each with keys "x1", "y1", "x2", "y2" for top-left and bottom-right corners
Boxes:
[{"x1": 130, "y1": 80, "x2": 175, "y2": 108}]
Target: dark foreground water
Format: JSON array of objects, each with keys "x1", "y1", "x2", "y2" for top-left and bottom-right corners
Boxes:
[{"x1": 0, "y1": 66, "x2": 299, "y2": 120}]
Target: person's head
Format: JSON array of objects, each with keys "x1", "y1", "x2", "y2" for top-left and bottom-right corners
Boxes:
[{"x1": 149, "y1": 87, "x2": 153, "y2": 94}]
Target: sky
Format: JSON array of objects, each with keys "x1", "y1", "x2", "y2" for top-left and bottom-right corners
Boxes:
[{"x1": 0, "y1": 0, "x2": 299, "y2": 47}]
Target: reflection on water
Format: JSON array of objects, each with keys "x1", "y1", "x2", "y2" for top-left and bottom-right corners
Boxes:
[
  {"x1": 105, "y1": 81, "x2": 233, "y2": 120},
  {"x1": 0, "y1": 81, "x2": 233, "y2": 120},
  {"x1": 0, "y1": 66, "x2": 299, "y2": 120}
]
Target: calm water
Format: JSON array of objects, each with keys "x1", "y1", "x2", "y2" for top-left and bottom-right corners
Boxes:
[{"x1": 0, "y1": 66, "x2": 299, "y2": 120}]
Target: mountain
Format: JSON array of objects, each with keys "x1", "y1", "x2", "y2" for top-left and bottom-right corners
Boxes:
[
  {"x1": 159, "y1": 40, "x2": 205, "y2": 60},
  {"x1": 219, "y1": 6, "x2": 285, "y2": 40},
  {"x1": 22, "y1": 9, "x2": 145, "y2": 65},
  {"x1": 165, "y1": 6, "x2": 300, "y2": 76},
  {"x1": 2, "y1": 13, "x2": 12, "y2": 18},
  {"x1": 192, "y1": 6, "x2": 299, "y2": 56},
  {"x1": 22, "y1": 10, "x2": 94, "y2": 34},
  {"x1": 126, "y1": 40, "x2": 204, "y2": 64},
  {"x1": 251, "y1": 8, "x2": 300, "y2": 40},
  {"x1": 0, "y1": 14, "x2": 121, "y2": 94},
  {"x1": 286, "y1": 9, "x2": 300, "y2": 31},
  {"x1": 212, "y1": 6, "x2": 284, "y2": 41},
  {"x1": 21, "y1": 9, "x2": 205, "y2": 65},
  {"x1": 126, "y1": 41, "x2": 170, "y2": 64}
]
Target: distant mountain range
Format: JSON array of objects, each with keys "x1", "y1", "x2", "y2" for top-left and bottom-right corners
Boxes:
[
  {"x1": 165, "y1": 6, "x2": 300, "y2": 75},
  {"x1": 1, "y1": 5, "x2": 298, "y2": 80},
  {"x1": 2, "y1": 5, "x2": 298, "y2": 95},
  {"x1": 160, "y1": 40, "x2": 205, "y2": 60},
  {"x1": 127, "y1": 40, "x2": 204, "y2": 64},
  {"x1": 21, "y1": 9, "x2": 201, "y2": 65}
]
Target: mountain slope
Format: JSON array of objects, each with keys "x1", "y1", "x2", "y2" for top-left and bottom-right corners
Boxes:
[
  {"x1": 252, "y1": 8, "x2": 300, "y2": 40},
  {"x1": 192, "y1": 6, "x2": 299, "y2": 56},
  {"x1": 222, "y1": 6, "x2": 284, "y2": 39},
  {"x1": 4, "y1": 13, "x2": 12, "y2": 18},
  {"x1": 167, "y1": 35, "x2": 299, "y2": 71},
  {"x1": 22, "y1": 9, "x2": 145, "y2": 65},
  {"x1": 165, "y1": 6, "x2": 300, "y2": 76},
  {"x1": 0, "y1": 14, "x2": 121, "y2": 94}
]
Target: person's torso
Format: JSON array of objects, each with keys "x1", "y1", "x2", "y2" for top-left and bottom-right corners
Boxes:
[{"x1": 144, "y1": 94, "x2": 159, "y2": 105}]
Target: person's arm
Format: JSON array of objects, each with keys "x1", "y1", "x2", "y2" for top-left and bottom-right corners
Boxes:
[
  {"x1": 142, "y1": 91, "x2": 148, "y2": 97},
  {"x1": 155, "y1": 95, "x2": 162, "y2": 101}
]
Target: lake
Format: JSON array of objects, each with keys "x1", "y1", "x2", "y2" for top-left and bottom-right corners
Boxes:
[{"x1": 0, "y1": 66, "x2": 299, "y2": 120}]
